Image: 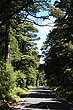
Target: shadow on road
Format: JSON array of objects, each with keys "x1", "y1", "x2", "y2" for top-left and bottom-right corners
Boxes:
[
  {"x1": 16, "y1": 87, "x2": 73, "y2": 110},
  {"x1": 24, "y1": 100, "x2": 73, "y2": 110},
  {"x1": 27, "y1": 92, "x2": 56, "y2": 98}
]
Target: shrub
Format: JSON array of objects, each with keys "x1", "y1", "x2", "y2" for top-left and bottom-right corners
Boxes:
[{"x1": 9, "y1": 87, "x2": 28, "y2": 99}]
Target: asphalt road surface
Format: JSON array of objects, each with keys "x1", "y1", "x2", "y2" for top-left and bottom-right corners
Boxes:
[{"x1": 16, "y1": 87, "x2": 73, "y2": 110}]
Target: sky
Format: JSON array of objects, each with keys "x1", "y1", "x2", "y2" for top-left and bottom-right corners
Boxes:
[
  {"x1": 35, "y1": 17, "x2": 56, "y2": 50},
  {"x1": 34, "y1": 0, "x2": 56, "y2": 63},
  {"x1": 35, "y1": 17, "x2": 56, "y2": 63}
]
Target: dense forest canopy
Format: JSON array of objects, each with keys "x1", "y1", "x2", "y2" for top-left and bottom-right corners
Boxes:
[
  {"x1": 41, "y1": 0, "x2": 73, "y2": 101},
  {"x1": 0, "y1": 0, "x2": 73, "y2": 108},
  {"x1": 0, "y1": 0, "x2": 51, "y2": 103}
]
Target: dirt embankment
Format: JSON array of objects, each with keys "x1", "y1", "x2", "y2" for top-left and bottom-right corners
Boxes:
[{"x1": 7, "y1": 98, "x2": 24, "y2": 109}]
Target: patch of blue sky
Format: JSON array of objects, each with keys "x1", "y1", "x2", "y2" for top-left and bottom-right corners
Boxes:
[
  {"x1": 34, "y1": 0, "x2": 57, "y2": 63},
  {"x1": 34, "y1": 15, "x2": 56, "y2": 50},
  {"x1": 26, "y1": 0, "x2": 57, "y2": 63}
]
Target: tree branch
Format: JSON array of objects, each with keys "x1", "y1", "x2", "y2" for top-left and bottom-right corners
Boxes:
[
  {"x1": 25, "y1": 18, "x2": 55, "y2": 27},
  {"x1": 0, "y1": 0, "x2": 33, "y2": 27},
  {"x1": 26, "y1": 10, "x2": 50, "y2": 19}
]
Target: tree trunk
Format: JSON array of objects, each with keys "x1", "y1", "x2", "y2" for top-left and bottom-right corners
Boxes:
[
  {"x1": 36, "y1": 74, "x2": 39, "y2": 86},
  {"x1": 5, "y1": 21, "x2": 11, "y2": 65},
  {"x1": 26, "y1": 77, "x2": 29, "y2": 89}
]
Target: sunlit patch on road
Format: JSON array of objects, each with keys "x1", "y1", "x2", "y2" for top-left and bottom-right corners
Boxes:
[{"x1": 16, "y1": 87, "x2": 73, "y2": 110}]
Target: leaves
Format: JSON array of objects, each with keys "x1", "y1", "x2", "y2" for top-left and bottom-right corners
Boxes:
[{"x1": 42, "y1": 0, "x2": 73, "y2": 88}]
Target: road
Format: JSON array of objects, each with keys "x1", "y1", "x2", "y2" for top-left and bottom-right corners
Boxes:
[{"x1": 16, "y1": 87, "x2": 73, "y2": 110}]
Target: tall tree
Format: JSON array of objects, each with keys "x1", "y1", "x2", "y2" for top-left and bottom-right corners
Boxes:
[
  {"x1": 42, "y1": 0, "x2": 73, "y2": 88},
  {"x1": 10, "y1": 19, "x2": 40, "y2": 88},
  {"x1": 0, "y1": 0, "x2": 52, "y2": 89}
]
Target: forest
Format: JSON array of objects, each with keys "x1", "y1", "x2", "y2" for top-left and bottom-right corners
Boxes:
[{"x1": 0, "y1": 0, "x2": 73, "y2": 109}]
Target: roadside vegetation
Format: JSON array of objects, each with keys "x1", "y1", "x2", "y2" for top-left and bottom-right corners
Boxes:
[
  {"x1": 50, "y1": 86, "x2": 73, "y2": 103},
  {"x1": 0, "y1": 0, "x2": 73, "y2": 109},
  {"x1": 42, "y1": 0, "x2": 73, "y2": 104}
]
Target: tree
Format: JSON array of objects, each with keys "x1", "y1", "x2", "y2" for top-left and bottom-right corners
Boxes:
[
  {"x1": 0, "y1": 0, "x2": 52, "y2": 95},
  {"x1": 0, "y1": 0, "x2": 52, "y2": 27},
  {"x1": 0, "y1": 0, "x2": 53, "y2": 70},
  {"x1": 42, "y1": 0, "x2": 73, "y2": 88},
  {"x1": 9, "y1": 18, "x2": 40, "y2": 88}
]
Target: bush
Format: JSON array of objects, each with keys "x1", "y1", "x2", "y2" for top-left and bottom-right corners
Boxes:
[
  {"x1": 9, "y1": 87, "x2": 28, "y2": 99},
  {"x1": 52, "y1": 86, "x2": 73, "y2": 102},
  {"x1": 0, "y1": 61, "x2": 17, "y2": 101},
  {"x1": 15, "y1": 87, "x2": 28, "y2": 98}
]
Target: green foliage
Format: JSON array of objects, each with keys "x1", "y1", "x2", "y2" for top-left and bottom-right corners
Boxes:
[
  {"x1": 19, "y1": 54, "x2": 39, "y2": 88},
  {"x1": 49, "y1": 7, "x2": 64, "y2": 18},
  {"x1": 0, "y1": 0, "x2": 67, "y2": 103},
  {"x1": 0, "y1": 61, "x2": 17, "y2": 101},
  {"x1": 38, "y1": 67, "x2": 47, "y2": 86},
  {"x1": 41, "y1": 0, "x2": 73, "y2": 102},
  {"x1": 16, "y1": 70, "x2": 26, "y2": 88},
  {"x1": 10, "y1": 27, "x2": 22, "y2": 62},
  {"x1": 9, "y1": 87, "x2": 28, "y2": 99},
  {"x1": 0, "y1": 0, "x2": 51, "y2": 27},
  {"x1": 53, "y1": 85, "x2": 73, "y2": 102},
  {"x1": 9, "y1": 18, "x2": 40, "y2": 89},
  {"x1": 28, "y1": 86, "x2": 36, "y2": 90},
  {"x1": 0, "y1": 87, "x2": 28, "y2": 109},
  {"x1": 42, "y1": 0, "x2": 73, "y2": 87}
]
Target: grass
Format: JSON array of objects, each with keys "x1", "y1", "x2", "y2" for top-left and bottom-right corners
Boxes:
[{"x1": 28, "y1": 86, "x2": 37, "y2": 90}]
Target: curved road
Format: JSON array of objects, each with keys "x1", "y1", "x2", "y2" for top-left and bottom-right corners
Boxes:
[{"x1": 16, "y1": 87, "x2": 73, "y2": 110}]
